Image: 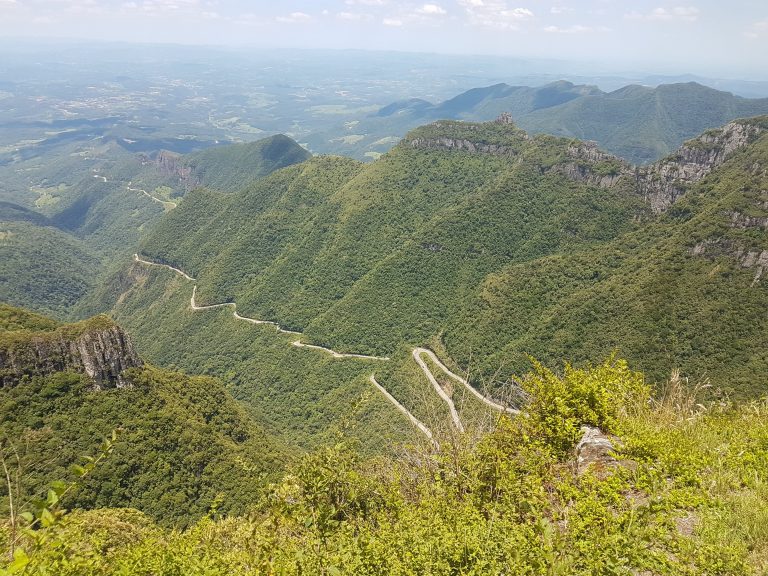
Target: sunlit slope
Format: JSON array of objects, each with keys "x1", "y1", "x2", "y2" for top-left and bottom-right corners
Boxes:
[
  {"x1": 109, "y1": 263, "x2": 420, "y2": 453},
  {"x1": 0, "y1": 204, "x2": 102, "y2": 317},
  {"x1": 0, "y1": 304, "x2": 291, "y2": 527},
  {"x1": 446, "y1": 129, "x2": 768, "y2": 396},
  {"x1": 521, "y1": 82, "x2": 768, "y2": 163},
  {"x1": 136, "y1": 118, "x2": 767, "y2": 397}
]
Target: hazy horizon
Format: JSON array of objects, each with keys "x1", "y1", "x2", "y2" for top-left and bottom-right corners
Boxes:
[{"x1": 1, "y1": 1, "x2": 766, "y2": 80}]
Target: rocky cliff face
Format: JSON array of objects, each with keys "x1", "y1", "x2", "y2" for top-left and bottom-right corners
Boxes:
[
  {"x1": 554, "y1": 141, "x2": 631, "y2": 188},
  {"x1": 139, "y1": 150, "x2": 200, "y2": 192},
  {"x1": 0, "y1": 319, "x2": 142, "y2": 389},
  {"x1": 554, "y1": 120, "x2": 764, "y2": 213},
  {"x1": 405, "y1": 116, "x2": 527, "y2": 158},
  {"x1": 633, "y1": 121, "x2": 764, "y2": 213},
  {"x1": 407, "y1": 135, "x2": 520, "y2": 157}
]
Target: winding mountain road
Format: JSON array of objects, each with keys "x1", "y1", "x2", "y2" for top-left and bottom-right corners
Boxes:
[
  {"x1": 134, "y1": 253, "x2": 386, "y2": 356},
  {"x1": 414, "y1": 348, "x2": 519, "y2": 416},
  {"x1": 127, "y1": 182, "x2": 178, "y2": 209},
  {"x1": 369, "y1": 375, "x2": 436, "y2": 446},
  {"x1": 134, "y1": 253, "x2": 195, "y2": 280},
  {"x1": 292, "y1": 341, "x2": 389, "y2": 361},
  {"x1": 412, "y1": 348, "x2": 465, "y2": 433},
  {"x1": 132, "y1": 253, "x2": 517, "y2": 438}
]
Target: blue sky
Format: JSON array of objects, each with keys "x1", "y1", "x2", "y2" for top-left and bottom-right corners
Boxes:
[{"x1": 1, "y1": 0, "x2": 767, "y2": 77}]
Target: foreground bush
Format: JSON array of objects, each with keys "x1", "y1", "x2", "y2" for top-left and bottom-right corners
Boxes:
[{"x1": 2, "y1": 357, "x2": 767, "y2": 575}]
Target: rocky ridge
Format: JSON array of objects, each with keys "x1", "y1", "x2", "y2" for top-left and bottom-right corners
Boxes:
[
  {"x1": 632, "y1": 120, "x2": 764, "y2": 213},
  {"x1": 406, "y1": 115, "x2": 765, "y2": 215},
  {"x1": 0, "y1": 317, "x2": 142, "y2": 389},
  {"x1": 556, "y1": 119, "x2": 764, "y2": 213},
  {"x1": 406, "y1": 135, "x2": 520, "y2": 157},
  {"x1": 556, "y1": 140, "x2": 629, "y2": 188}
]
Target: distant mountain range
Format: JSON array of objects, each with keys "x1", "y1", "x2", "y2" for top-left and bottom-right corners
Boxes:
[{"x1": 306, "y1": 81, "x2": 768, "y2": 164}]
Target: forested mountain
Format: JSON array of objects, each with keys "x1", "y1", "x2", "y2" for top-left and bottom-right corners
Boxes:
[
  {"x1": 0, "y1": 135, "x2": 311, "y2": 318},
  {"x1": 0, "y1": 304, "x2": 288, "y2": 526},
  {"x1": 4, "y1": 309, "x2": 767, "y2": 574},
  {"x1": 133, "y1": 116, "x2": 768, "y2": 400},
  {"x1": 307, "y1": 81, "x2": 768, "y2": 164},
  {"x1": 0, "y1": 204, "x2": 101, "y2": 316},
  {"x1": 2, "y1": 112, "x2": 767, "y2": 575},
  {"x1": 49, "y1": 134, "x2": 311, "y2": 255}
]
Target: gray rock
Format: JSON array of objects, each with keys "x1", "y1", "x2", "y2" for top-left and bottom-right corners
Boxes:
[
  {"x1": 0, "y1": 321, "x2": 142, "y2": 390},
  {"x1": 633, "y1": 120, "x2": 764, "y2": 214},
  {"x1": 575, "y1": 426, "x2": 619, "y2": 477}
]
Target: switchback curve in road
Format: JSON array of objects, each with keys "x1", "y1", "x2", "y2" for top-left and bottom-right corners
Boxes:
[
  {"x1": 127, "y1": 181, "x2": 178, "y2": 209},
  {"x1": 369, "y1": 375, "x2": 436, "y2": 446},
  {"x1": 134, "y1": 253, "x2": 387, "y2": 357},
  {"x1": 413, "y1": 347, "x2": 519, "y2": 416},
  {"x1": 411, "y1": 348, "x2": 465, "y2": 433},
  {"x1": 133, "y1": 254, "x2": 517, "y2": 434}
]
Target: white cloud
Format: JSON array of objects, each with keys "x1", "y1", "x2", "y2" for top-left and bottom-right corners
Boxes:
[
  {"x1": 549, "y1": 6, "x2": 573, "y2": 15},
  {"x1": 382, "y1": 17, "x2": 403, "y2": 26},
  {"x1": 346, "y1": 0, "x2": 386, "y2": 5},
  {"x1": 458, "y1": 0, "x2": 534, "y2": 30},
  {"x1": 543, "y1": 24, "x2": 604, "y2": 34},
  {"x1": 119, "y1": 0, "x2": 204, "y2": 16},
  {"x1": 338, "y1": 11, "x2": 372, "y2": 21},
  {"x1": 416, "y1": 3, "x2": 447, "y2": 16},
  {"x1": 745, "y1": 19, "x2": 768, "y2": 39},
  {"x1": 276, "y1": 11, "x2": 311, "y2": 23},
  {"x1": 626, "y1": 6, "x2": 700, "y2": 22}
]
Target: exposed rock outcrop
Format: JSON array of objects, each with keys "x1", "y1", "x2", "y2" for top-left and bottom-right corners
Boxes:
[
  {"x1": 633, "y1": 120, "x2": 764, "y2": 213},
  {"x1": 554, "y1": 141, "x2": 631, "y2": 188},
  {"x1": 0, "y1": 318, "x2": 142, "y2": 389},
  {"x1": 689, "y1": 238, "x2": 768, "y2": 286},
  {"x1": 575, "y1": 426, "x2": 620, "y2": 477},
  {"x1": 727, "y1": 210, "x2": 768, "y2": 230},
  {"x1": 138, "y1": 150, "x2": 200, "y2": 192},
  {"x1": 405, "y1": 117, "x2": 526, "y2": 157},
  {"x1": 407, "y1": 135, "x2": 519, "y2": 157}
]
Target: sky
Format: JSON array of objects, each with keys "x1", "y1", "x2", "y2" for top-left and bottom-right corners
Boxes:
[{"x1": 1, "y1": 0, "x2": 767, "y2": 78}]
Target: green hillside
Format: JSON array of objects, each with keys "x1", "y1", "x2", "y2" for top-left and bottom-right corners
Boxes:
[
  {"x1": 522, "y1": 82, "x2": 768, "y2": 164},
  {"x1": 108, "y1": 262, "x2": 421, "y2": 453},
  {"x1": 444, "y1": 120, "x2": 768, "y2": 395},
  {"x1": 51, "y1": 134, "x2": 312, "y2": 256},
  {"x1": 0, "y1": 134, "x2": 312, "y2": 319},
  {"x1": 182, "y1": 134, "x2": 312, "y2": 192},
  {"x1": 0, "y1": 209, "x2": 102, "y2": 317},
  {"x1": 129, "y1": 117, "x2": 767, "y2": 403},
  {"x1": 0, "y1": 305, "x2": 290, "y2": 527}
]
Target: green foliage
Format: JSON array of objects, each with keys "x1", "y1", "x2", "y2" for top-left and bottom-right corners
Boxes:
[
  {"x1": 0, "y1": 219, "x2": 102, "y2": 318},
  {"x1": 3, "y1": 358, "x2": 766, "y2": 575},
  {"x1": 0, "y1": 312, "x2": 115, "y2": 355},
  {"x1": 0, "y1": 363, "x2": 289, "y2": 527},
  {"x1": 0, "y1": 304, "x2": 59, "y2": 332},
  {"x1": 129, "y1": 118, "x2": 768, "y2": 399},
  {"x1": 446, "y1": 128, "x2": 768, "y2": 397},
  {"x1": 109, "y1": 267, "x2": 417, "y2": 454},
  {"x1": 183, "y1": 134, "x2": 312, "y2": 192},
  {"x1": 320, "y1": 81, "x2": 768, "y2": 164},
  {"x1": 521, "y1": 356, "x2": 648, "y2": 454},
  {"x1": 520, "y1": 82, "x2": 768, "y2": 164}
]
